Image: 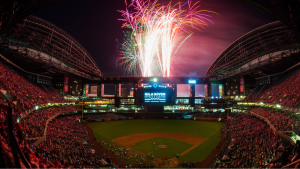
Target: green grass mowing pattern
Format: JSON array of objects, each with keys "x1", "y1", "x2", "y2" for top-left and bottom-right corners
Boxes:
[
  {"x1": 131, "y1": 137, "x2": 193, "y2": 158},
  {"x1": 87, "y1": 119, "x2": 224, "y2": 162}
]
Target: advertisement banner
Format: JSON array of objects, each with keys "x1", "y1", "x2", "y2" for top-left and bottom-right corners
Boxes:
[
  {"x1": 64, "y1": 77, "x2": 69, "y2": 85},
  {"x1": 91, "y1": 86, "x2": 97, "y2": 95},
  {"x1": 85, "y1": 84, "x2": 89, "y2": 96},
  {"x1": 219, "y1": 84, "x2": 223, "y2": 97},
  {"x1": 240, "y1": 86, "x2": 244, "y2": 93},
  {"x1": 240, "y1": 78, "x2": 244, "y2": 92},
  {"x1": 64, "y1": 85, "x2": 68, "y2": 92},
  {"x1": 194, "y1": 117, "x2": 218, "y2": 121}
]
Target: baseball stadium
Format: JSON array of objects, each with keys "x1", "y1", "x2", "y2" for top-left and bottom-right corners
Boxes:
[{"x1": 0, "y1": 0, "x2": 300, "y2": 168}]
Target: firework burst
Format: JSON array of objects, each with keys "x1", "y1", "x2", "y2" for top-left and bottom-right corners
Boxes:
[{"x1": 118, "y1": 0, "x2": 216, "y2": 77}]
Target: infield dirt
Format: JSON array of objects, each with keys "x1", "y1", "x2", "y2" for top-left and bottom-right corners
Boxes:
[{"x1": 113, "y1": 133, "x2": 206, "y2": 157}]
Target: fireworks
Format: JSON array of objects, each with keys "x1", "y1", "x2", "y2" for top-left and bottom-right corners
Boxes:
[{"x1": 118, "y1": 0, "x2": 215, "y2": 77}]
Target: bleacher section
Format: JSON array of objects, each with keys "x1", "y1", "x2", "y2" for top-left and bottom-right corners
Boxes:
[
  {"x1": 0, "y1": 61, "x2": 110, "y2": 168},
  {"x1": 0, "y1": 62, "x2": 66, "y2": 112},
  {"x1": 244, "y1": 70, "x2": 300, "y2": 108},
  {"x1": 214, "y1": 113, "x2": 296, "y2": 168}
]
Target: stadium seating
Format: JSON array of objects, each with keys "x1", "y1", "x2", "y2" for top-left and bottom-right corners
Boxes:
[
  {"x1": 216, "y1": 114, "x2": 296, "y2": 168},
  {"x1": 0, "y1": 106, "x2": 106, "y2": 168},
  {"x1": 0, "y1": 62, "x2": 66, "y2": 111},
  {"x1": 244, "y1": 70, "x2": 300, "y2": 108},
  {"x1": 21, "y1": 106, "x2": 79, "y2": 138},
  {"x1": 0, "y1": 62, "x2": 104, "y2": 168},
  {"x1": 249, "y1": 108, "x2": 298, "y2": 131},
  {"x1": 35, "y1": 115, "x2": 103, "y2": 168}
]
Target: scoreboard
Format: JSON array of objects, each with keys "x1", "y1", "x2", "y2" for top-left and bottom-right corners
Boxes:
[
  {"x1": 137, "y1": 84, "x2": 174, "y2": 105},
  {"x1": 144, "y1": 92, "x2": 166, "y2": 103}
]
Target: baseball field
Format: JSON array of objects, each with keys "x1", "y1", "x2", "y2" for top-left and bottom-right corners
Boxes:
[{"x1": 87, "y1": 119, "x2": 224, "y2": 166}]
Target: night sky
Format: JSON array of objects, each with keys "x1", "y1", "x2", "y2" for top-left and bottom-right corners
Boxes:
[{"x1": 34, "y1": 0, "x2": 276, "y2": 77}]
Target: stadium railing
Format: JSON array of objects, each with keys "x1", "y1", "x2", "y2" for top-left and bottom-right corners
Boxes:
[
  {"x1": 28, "y1": 109, "x2": 81, "y2": 146},
  {"x1": 0, "y1": 104, "x2": 31, "y2": 168},
  {"x1": 249, "y1": 111, "x2": 295, "y2": 145}
]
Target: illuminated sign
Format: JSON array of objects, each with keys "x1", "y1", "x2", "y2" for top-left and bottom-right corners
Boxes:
[
  {"x1": 143, "y1": 85, "x2": 153, "y2": 88},
  {"x1": 143, "y1": 84, "x2": 167, "y2": 89},
  {"x1": 144, "y1": 92, "x2": 166, "y2": 102},
  {"x1": 188, "y1": 80, "x2": 196, "y2": 84},
  {"x1": 138, "y1": 85, "x2": 174, "y2": 104},
  {"x1": 219, "y1": 84, "x2": 223, "y2": 97},
  {"x1": 64, "y1": 85, "x2": 69, "y2": 92}
]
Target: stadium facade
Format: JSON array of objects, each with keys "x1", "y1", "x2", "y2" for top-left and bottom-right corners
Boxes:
[{"x1": 1, "y1": 16, "x2": 300, "y2": 114}]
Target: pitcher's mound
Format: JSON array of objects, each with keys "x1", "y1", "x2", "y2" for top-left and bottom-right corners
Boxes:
[{"x1": 157, "y1": 145, "x2": 167, "y2": 148}]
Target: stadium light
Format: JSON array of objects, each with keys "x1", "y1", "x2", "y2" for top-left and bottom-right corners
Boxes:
[
  {"x1": 188, "y1": 79, "x2": 196, "y2": 84},
  {"x1": 153, "y1": 78, "x2": 157, "y2": 82},
  {"x1": 276, "y1": 104, "x2": 281, "y2": 108},
  {"x1": 260, "y1": 102, "x2": 263, "y2": 105},
  {"x1": 35, "y1": 106, "x2": 39, "y2": 110}
]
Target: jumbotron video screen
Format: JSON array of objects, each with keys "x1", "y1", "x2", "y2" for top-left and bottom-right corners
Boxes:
[{"x1": 137, "y1": 84, "x2": 174, "y2": 105}]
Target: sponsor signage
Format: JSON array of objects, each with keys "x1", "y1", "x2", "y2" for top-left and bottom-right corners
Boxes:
[{"x1": 144, "y1": 92, "x2": 166, "y2": 103}]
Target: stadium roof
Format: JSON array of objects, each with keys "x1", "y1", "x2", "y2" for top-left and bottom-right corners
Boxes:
[
  {"x1": 0, "y1": 0, "x2": 61, "y2": 35},
  {"x1": 206, "y1": 21, "x2": 300, "y2": 79},
  {"x1": 0, "y1": 15, "x2": 102, "y2": 79}
]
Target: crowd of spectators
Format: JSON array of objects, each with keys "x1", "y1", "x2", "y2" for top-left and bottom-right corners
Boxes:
[
  {"x1": 108, "y1": 143, "x2": 147, "y2": 163},
  {"x1": 1, "y1": 109, "x2": 105, "y2": 168},
  {"x1": 249, "y1": 108, "x2": 299, "y2": 131},
  {"x1": 0, "y1": 106, "x2": 37, "y2": 168},
  {"x1": 21, "y1": 106, "x2": 80, "y2": 138},
  {"x1": 35, "y1": 115, "x2": 103, "y2": 168},
  {"x1": 244, "y1": 70, "x2": 300, "y2": 107},
  {"x1": 243, "y1": 85, "x2": 267, "y2": 102},
  {"x1": 0, "y1": 62, "x2": 112, "y2": 168},
  {"x1": 216, "y1": 114, "x2": 296, "y2": 168},
  {"x1": 0, "y1": 62, "x2": 65, "y2": 111}
]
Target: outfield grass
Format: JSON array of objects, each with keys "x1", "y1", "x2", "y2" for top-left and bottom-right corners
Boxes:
[
  {"x1": 131, "y1": 137, "x2": 193, "y2": 158},
  {"x1": 87, "y1": 119, "x2": 223, "y2": 163}
]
